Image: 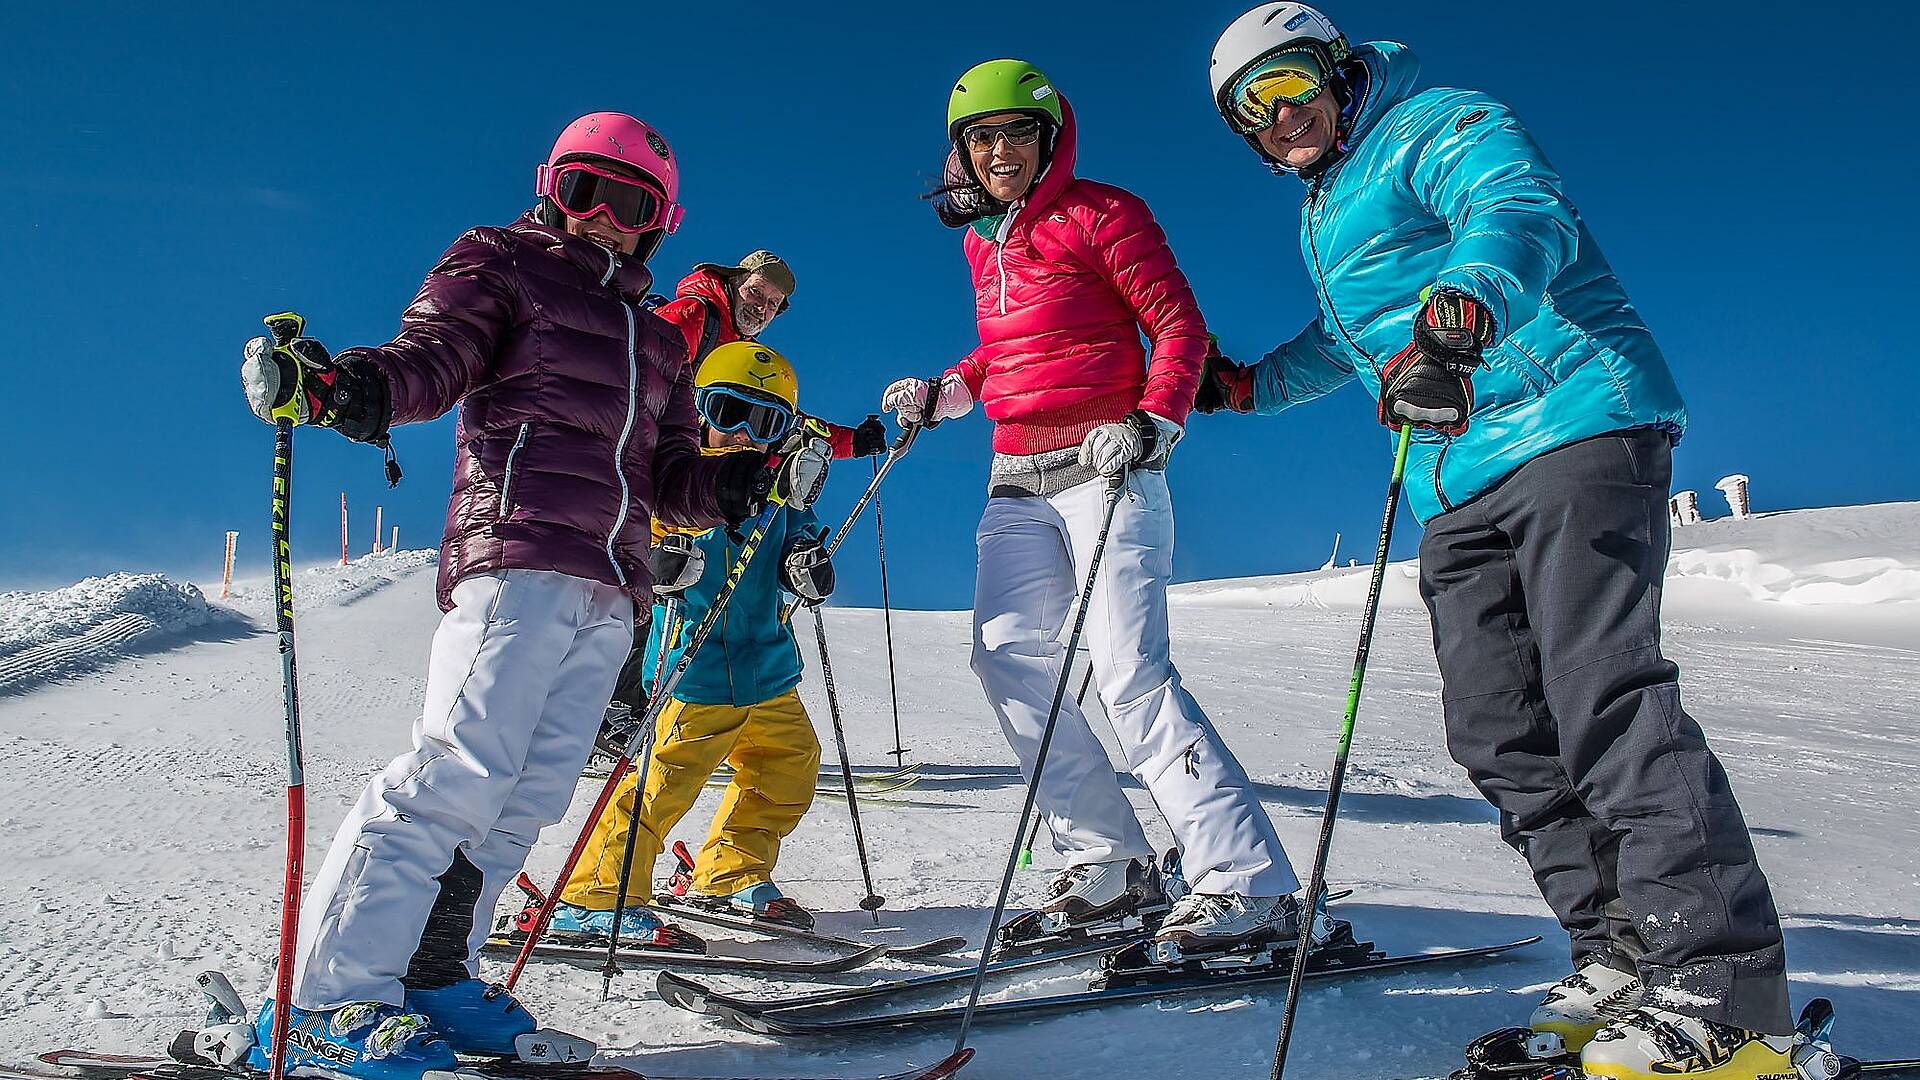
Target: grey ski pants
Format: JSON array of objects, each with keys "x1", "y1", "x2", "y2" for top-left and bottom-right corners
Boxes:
[{"x1": 1418, "y1": 429, "x2": 1790, "y2": 1035}]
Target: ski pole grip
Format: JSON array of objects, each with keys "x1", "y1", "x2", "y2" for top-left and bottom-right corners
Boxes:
[{"x1": 263, "y1": 311, "x2": 306, "y2": 348}]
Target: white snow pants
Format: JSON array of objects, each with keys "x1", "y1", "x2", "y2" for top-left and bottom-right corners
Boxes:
[
  {"x1": 292, "y1": 569, "x2": 634, "y2": 1009},
  {"x1": 971, "y1": 469, "x2": 1299, "y2": 897}
]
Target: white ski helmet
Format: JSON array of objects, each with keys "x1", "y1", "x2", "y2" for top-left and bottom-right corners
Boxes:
[{"x1": 1209, "y1": 3, "x2": 1352, "y2": 133}]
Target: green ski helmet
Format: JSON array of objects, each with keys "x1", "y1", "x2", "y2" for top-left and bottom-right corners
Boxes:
[{"x1": 947, "y1": 59, "x2": 1064, "y2": 140}]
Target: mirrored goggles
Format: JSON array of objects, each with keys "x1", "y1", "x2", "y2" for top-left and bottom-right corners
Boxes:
[
  {"x1": 698, "y1": 386, "x2": 795, "y2": 443},
  {"x1": 960, "y1": 116, "x2": 1046, "y2": 152},
  {"x1": 536, "y1": 161, "x2": 683, "y2": 234},
  {"x1": 1225, "y1": 50, "x2": 1333, "y2": 135}
]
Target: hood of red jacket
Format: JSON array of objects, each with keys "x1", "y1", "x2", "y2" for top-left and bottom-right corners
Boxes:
[
  {"x1": 1022, "y1": 95, "x2": 1079, "y2": 215},
  {"x1": 675, "y1": 266, "x2": 736, "y2": 322}
]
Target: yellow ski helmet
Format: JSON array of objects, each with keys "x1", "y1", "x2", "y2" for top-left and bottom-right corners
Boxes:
[
  {"x1": 695, "y1": 342, "x2": 800, "y2": 443},
  {"x1": 697, "y1": 342, "x2": 798, "y2": 409}
]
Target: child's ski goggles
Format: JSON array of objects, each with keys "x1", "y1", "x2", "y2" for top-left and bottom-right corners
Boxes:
[
  {"x1": 697, "y1": 386, "x2": 795, "y2": 443},
  {"x1": 1224, "y1": 49, "x2": 1333, "y2": 135},
  {"x1": 535, "y1": 160, "x2": 685, "y2": 235}
]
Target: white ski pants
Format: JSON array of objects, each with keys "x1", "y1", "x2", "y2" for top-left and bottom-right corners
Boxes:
[
  {"x1": 292, "y1": 569, "x2": 634, "y2": 1009},
  {"x1": 971, "y1": 470, "x2": 1299, "y2": 897}
]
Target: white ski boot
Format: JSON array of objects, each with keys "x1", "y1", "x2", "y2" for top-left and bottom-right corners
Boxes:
[
  {"x1": 997, "y1": 856, "x2": 1169, "y2": 955},
  {"x1": 1529, "y1": 957, "x2": 1644, "y2": 1052},
  {"x1": 1149, "y1": 892, "x2": 1341, "y2": 964},
  {"x1": 1580, "y1": 1005, "x2": 1793, "y2": 1080}
]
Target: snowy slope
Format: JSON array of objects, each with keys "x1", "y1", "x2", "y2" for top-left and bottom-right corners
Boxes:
[{"x1": 1, "y1": 505, "x2": 1915, "y2": 1077}]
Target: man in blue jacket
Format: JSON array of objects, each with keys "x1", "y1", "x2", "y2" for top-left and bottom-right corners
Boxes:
[{"x1": 1201, "y1": 7, "x2": 1791, "y2": 1079}]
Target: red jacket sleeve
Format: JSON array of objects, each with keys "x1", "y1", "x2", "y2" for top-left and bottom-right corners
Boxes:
[
  {"x1": 826, "y1": 421, "x2": 857, "y2": 459},
  {"x1": 1077, "y1": 190, "x2": 1207, "y2": 425},
  {"x1": 339, "y1": 229, "x2": 519, "y2": 424}
]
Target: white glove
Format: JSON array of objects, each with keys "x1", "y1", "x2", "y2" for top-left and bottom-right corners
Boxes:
[
  {"x1": 774, "y1": 434, "x2": 832, "y2": 511},
  {"x1": 1077, "y1": 411, "x2": 1184, "y2": 477},
  {"x1": 648, "y1": 533, "x2": 705, "y2": 598},
  {"x1": 881, "y1": 373, "x2": 973, "y2": 425}
]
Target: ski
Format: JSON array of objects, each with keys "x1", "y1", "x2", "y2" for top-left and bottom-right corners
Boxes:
[
  {"x1": 699, "y1": 936, "x2": 1541, "y2": 1035},
  {"x1": 657, "y1": 937, "x2": 1121, "y2": 1018},
  {"x1": 24, "y1": 1044, "x2": 974, "y2": 1080},
  {"x1": 479, "y1": 935, "x2": 899, "y2": 976},
  {"x1": 647, "y1": 892, "x2": 967, "y2": 960},
  {"x1": 501, "y1": 872, "x2": 965, "y2": 962},
  {"x1": 992, "y1": 886, "x2": 1351, "y2": 960}
]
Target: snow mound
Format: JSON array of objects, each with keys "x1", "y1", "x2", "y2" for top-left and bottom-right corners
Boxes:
[
  {"x1": 0, "y1": 574, "x2": 225, "y2": 692},
  {"x1": 222, "y1": 548, "x2": 438, "y2": 611},
  {"x1": 1174, "y1": 501, "x2": 1920, "y2": 611},
  {"x1": 1663, "y1": 502, "x2": 1920, "y2": 605}
]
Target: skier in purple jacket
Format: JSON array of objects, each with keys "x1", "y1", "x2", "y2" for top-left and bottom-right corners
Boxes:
[{"x1": 235, "y1": 112, "x2": 829, "y2": 1080}]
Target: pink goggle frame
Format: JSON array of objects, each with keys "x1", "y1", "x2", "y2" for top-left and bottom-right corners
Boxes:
[{"x1": 534, "y1": 160, "x2": 686, "y2": 235}]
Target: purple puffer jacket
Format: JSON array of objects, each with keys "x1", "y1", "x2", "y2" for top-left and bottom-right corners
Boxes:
[{"x1": 337, "y1": 211, "x2": 726, "y2": 611}]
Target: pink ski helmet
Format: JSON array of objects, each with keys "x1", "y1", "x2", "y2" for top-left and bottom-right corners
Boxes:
[{"x1": 535, "y1": 112, "x2": 686, "y2": 235}]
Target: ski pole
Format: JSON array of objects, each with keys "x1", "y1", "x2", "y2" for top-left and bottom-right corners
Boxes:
[
  {"x1": 259, "y1": 311, "x2": 309, "y2": 1080},
  {"x1": 599, "y1": 595, "x2": 682, "y2": 998},
  {"x1": 873, "y1": 455, "x2": 907, "y2": 763},
  {"x1": 953, "y1": 471, "x2": 1129, "y2": 1055},
  {"x1": 779, "y1": 421, "x2": 921, "y2": 624},
  {"x1": 1268, "y1": 423, "x2": 1413, "y2": 1080},
  {"x1": 811, "y1": 604, "x2": 886, "y2": 922},
  {"x1": 506, "y1": 494, "x2": 787, "y2": 990},
  {"x1": 1018, "y1": 664, "x2": 1094, "y2": 868}
]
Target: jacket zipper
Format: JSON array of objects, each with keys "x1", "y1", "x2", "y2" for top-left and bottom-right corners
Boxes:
[
  {"x1": 1305, "y1": 177, "x2": 1455, "y2": 512},
  {"x1": 499, "y1": 422, "x2": 531, "y2": 514},
  {"x1": 994, "y1": 201, "x2": 1024, "y2": 316},
  {"x1": 605, "y1": 302, "x2": 641, "y2": 586}
]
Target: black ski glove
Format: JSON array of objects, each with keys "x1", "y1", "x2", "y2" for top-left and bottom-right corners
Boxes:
[
  {"x1": 713, "y1": 449, "x2": 774, "y2": 526},
  {"x1": 1379, "y1": 290, "x2": 1496, "y2": 436},
  {"x1": 780, "y1": 535, "x2": 835, "y2": 605},
  {"x1": 1192, "y1": 336, "x2": 1255, "y2": 415},
  {"x1": 648, "y1": 534, "x2": 706, "y2": 598},
  {"x1": 242, "y1": 333, "x2": 392, "y2": 443},
  {"x1": 850, "y1": 415, "x2": 888, "y2": 458}
]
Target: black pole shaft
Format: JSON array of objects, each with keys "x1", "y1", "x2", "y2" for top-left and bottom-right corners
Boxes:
[
  {"x1": 813, "y1": 605, "x2": 884, "y2": 921},
  {"x1": 1269, "y1": 425, "x2": 1413, "y2": 1078},
  {"x1": 874, "y1": 456, "x2": 907, "y2": 762},
  {"x1": 1020, "y1": 664, "x2": 1093, "y2": 863},
  {"x1": 953, "y1": 476, "x2": 1127, "y2": 1055},
  {"x1": 601, "y1": 598, "x2": 681, "y2": 997}
]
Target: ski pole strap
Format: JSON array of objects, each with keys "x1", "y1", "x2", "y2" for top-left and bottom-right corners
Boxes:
[{"x1": 919, "y1": 375, "x2": 946, "y2": 430}]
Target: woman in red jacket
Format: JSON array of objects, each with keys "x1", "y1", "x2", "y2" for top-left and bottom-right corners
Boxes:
[{"x1": 883, "y1": 61, "x2": 1319, "y2": 960}]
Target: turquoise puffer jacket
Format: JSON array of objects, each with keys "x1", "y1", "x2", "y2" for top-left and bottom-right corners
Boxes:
[
  {"x1": 1249, "y1": 42, "x2": 1687, "y2": 522},
  {"x1": 641, "y1": 503, "x2": 825, "y2": 708}
]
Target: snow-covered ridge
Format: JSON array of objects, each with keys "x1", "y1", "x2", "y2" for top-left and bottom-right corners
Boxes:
[
  {"x1": 1174, "y1": 501, "x2": 1920, "y2": 611},
  {"x1": 0, "y1": 550, "x2": 438, "y2": 693}
]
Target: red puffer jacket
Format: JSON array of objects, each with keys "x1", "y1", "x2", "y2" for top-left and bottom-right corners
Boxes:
[
  {"x1": 338, "y1": 212, "x2": 728, "y2": 611},
  {"x1": 947, "y1": 97, "x2": 1208, "y2": 454},
  {"x1": 654, "y1": 267, "x2": 866, "y2": 459}
]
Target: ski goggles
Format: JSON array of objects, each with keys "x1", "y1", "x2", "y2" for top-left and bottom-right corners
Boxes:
[
  {"x1": 535, "y1": 160, "x2": 685, "y2": 235},
  {"x1": 959, "y1": 116, "x2": 1047, "y2": 152},
  {"x1": 1223, "y1": 49, "x2": 1334, "y2": 135},
  {"x1": 697, "y1": 386, "x2": 795, "y2": 443}
]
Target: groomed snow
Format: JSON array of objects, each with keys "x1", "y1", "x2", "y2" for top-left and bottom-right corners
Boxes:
[{"x1": 0, "y1": 503, "x2": 1913, "y2": 1078}]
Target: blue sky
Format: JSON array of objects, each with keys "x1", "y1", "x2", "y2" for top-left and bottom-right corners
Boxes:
[{"x1": 2, "y1": 2, "x2": 1912, "y2": 609}]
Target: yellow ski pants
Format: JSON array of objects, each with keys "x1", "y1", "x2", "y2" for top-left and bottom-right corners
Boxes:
[{"x1": 560, "y1": 689, "x2": 821, "y2": 907}]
